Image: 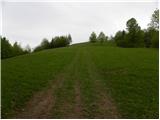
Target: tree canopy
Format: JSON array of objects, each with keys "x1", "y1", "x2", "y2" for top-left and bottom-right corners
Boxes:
[
  {"x1": 97, "y1": 32, "x2": 106, "y2": 43},
  {"x1": 148, "y1": 9, "x2": 159, "y2": 30},
  {"x1": 114, "y1": 9, "x2": 159, "y2": 48},
  {"x1": 34, "y1": 34, "x2": 72, "y2": 52},
  {"x1": 1, "y1": 36, "x2": 31, "y2": 59},
  {"x1": 89, "y1": 32, "x2": 97, "y2": 43}
]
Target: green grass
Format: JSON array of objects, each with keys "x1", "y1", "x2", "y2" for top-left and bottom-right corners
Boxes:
[
  {"x1": 1, "y1": 47, "x2": 76, "y2": 118},
  {"x1": 88, "y1": 46, "x2": 159, "y2": 118},
  {"x1": 2, "y1": 42, "x2": 159, "y2": 118}
]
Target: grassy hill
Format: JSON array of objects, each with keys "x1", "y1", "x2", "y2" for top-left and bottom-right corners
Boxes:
[{"x1": 2, "y1": 42, "x2": 159, "y2": 118}]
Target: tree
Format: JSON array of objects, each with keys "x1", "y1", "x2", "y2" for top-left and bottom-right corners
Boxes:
[
  {"x1": 89, "y1": 32, "x2": 97, "y2": 43},
  {"x1": 126, "y1": 18, "x2": 141, "y2": 47},
  {"x1": 34, "y1": 38, "x2": 50, "y2": 52},
  {"x1": 114, "y1": 30, "x2": 127, "y2": 47},
  {"x1": 97, "y1": 32, "x2": 106, "y2": 43},
  {"x1": 67, "y1": 34, "x2": 72, "y2": 44},
  {"x1": 1, "y1": 36, "x2": 31, "y2": 58},
  {"x1": 147, "y1": 9, "x2": 159, "y2": 48},
  {"x1": 12, "y1": 42, "x2": 24, "y2": 56},
  {"x1": 148, "y1": 29, "x2": 159, "y2": 48},
  {"x1": 1, "y1": 36, "x2": 13, "y2": 59},
  {"x1": 41, "y1": 38, "x2": 50, "y2": 49},
  {"x1": 143, "y1": 29, "x2": 151, "y2": 48},
  {"x1": 105, "y1": 36, "x2": 108, "y2": 42},
  {"x1": 50, "y1": 37, "x2": 56, "y2": 48},
  {"x1": 108, "y1": 35, "x2": 114, "y2": 41},
  {"x1": 24, "y1": 44, "x2": 31, "y2": 53},
  {"x1": 148, "y1": 9, "x2": 159, "y2": 30},
  {"x1": 34, "y1": 46, "x2": 43, "y2": 52},
  {"x1": 126, "y1": 18, "x2": 140, "y2": 32},
  {"x1": 50, "y1": 35, "x2": 71, "y2": 49},
  {"x1": 53, "y1": 36, "x2": 68, "y2": 48},
  {"x1": 113, "y1": 10, "x2": 159, "y2": 48}
]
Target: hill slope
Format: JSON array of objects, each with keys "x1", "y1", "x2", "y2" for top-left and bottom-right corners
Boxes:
[{"x1": 2, "y1": 43, "x2": 159, "y2": 118}]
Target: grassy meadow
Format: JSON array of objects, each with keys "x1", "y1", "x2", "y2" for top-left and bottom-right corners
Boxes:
[{"x1": 1, "y1": 42, "x2": 159, "y2": 118}]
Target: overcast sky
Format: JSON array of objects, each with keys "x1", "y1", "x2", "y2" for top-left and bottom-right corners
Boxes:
[{"x1": 1, "y1": 1, "x2": 158, "y2": 48}]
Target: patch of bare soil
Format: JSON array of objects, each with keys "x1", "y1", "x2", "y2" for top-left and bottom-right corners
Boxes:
[
  {"x1": 96, "y1": 89, "x2": 120, "y2": 119},
  {"x1": 91, "y1": 78, "x2": 120, "y2": 118},
  {"x1": 85, "y1": 51, "x2": 121, "y2": 118},
  {"x1": 13, "y1": 74, "x2": 64, "y2": 119},
  {"x1": 13, "y1": 49, "x2": 121, "y2": 119},
  {"x1": 74, "y1": 80, "x2": 83, "y2": 118},
  {"x1": 14, "y1": 88, "x2": 54, "y2": 119},
  {"x1": 52, "y1": 63, "x2": 83, "y2": 118}
]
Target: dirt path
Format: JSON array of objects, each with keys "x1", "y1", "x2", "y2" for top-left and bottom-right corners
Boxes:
[
  {"x1": 74, "y1": 80, "x2": 83, "y2": 118},
  {"x1": 12, "y1": 51, "x2": 76, "y2": 118},
  {"x1": 52, "y1": 49, "x2": 84, "y2": 118},
  {"x1": 13, "y1": 74, "x2": 65, "y2": 119},
  {"x1": 13, "y1": 47, "x2": 120, "y2": 118},
  {"x1": 84, "y1": 48, "x2": 120, "y2": 118},
  {"x1": 14, "y1": 88, "x2": 54, "y2": 119}
]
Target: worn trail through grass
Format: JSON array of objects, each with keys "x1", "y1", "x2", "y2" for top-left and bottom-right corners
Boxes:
[
  {"x1": 2, "y1": 43, "x2": 158, "y2": 118},
  {"x1": 14, "y1": 47, "x2": 120, "y2": 118}
]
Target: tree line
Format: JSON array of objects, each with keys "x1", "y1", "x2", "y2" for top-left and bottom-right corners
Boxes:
[
  {"x1": 89, "y1": 32, "x2": 108, "y2": 43},
  {"x1": 1, "y1": 36, "x2": 31, "y2": 59},
  {"x1": 1, "y1": 9, "x2": 158, "y2": 59},
  {"x1": 1, "y1": 34, "x2": 72, "y2": 59},
  {"x1": 89, "y1": 9, "x2": 159, "y2": 48},
  {"x1": 34, "y1": 34, "x2": 72, "y2": 52}
]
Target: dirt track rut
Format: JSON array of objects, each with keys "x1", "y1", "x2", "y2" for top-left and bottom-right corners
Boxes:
[{"x1": 14, "y1": 47, "x2": 120, "y2": 118}]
